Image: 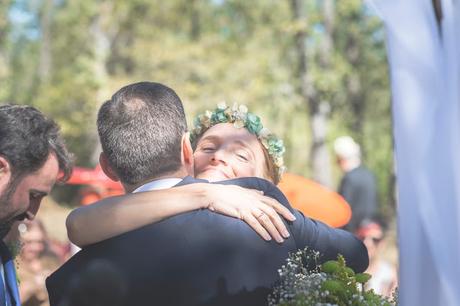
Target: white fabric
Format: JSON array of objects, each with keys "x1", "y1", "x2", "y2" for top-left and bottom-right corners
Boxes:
[
  {"x1": 132, "y1": 178, "x2": 182, "y2": 193},
  {"x1": 366, "y1": 261, "x2": 395, "y2": 296},
  {"x1": 368, "y1": 0, "x2": 460, "y2": 305}
]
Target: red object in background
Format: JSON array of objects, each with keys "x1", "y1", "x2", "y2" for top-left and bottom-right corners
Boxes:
[
  {"x1": 278, "y1": 173, "x2": 351, "y2": 228},
  {"x1": 67, "y1": 165, "x2": 124, "y2": 205},
  {"x1": 68, "y1": 167, "x2": 351, "y2": 228}
]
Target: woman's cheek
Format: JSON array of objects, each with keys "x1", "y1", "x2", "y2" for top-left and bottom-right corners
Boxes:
[
  {"x1": 193, "y1": 154, "x2": 206, "y2": 171},
  {"x1": 236, "y1": 163, "x2": 255, "y2": 177}
]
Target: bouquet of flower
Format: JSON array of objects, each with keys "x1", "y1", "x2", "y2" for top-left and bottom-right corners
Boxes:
[{"x1": 268, "y1": 248, "x2": 397, "y2": 306}]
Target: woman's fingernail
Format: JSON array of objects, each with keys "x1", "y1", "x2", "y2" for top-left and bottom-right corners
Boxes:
[
  {"x1": 277, "y1": 237, "x2": 284, "y2": 243},
  {"x1": 265, "y1": 235, "x2": 272, "y2": 241},
  {"x1": 283, "y1": 231, "x2": 290, "y2": 238}
]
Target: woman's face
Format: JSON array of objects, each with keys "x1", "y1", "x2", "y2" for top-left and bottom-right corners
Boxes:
[{"x1": 194, "y1": 123, "x2": 267, "y2": 182}]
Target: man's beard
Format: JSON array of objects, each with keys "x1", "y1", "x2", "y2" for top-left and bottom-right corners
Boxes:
[
  {"x1": 0, "y1": 178, "x2": 26, "y2": 240},
  {"x1": 0, "y1": 219, "x2": 14, "y2": 240}
]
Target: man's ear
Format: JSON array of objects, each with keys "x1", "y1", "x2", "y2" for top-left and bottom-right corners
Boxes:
[
  {"x1": 99, "y1": 153, "x2": 120, "y2": 182},
  {"x1": 0, "y1": 156, "x2": 12, "y2": 188},
  {"x1": 181, "y1": 132, "x2": 194, "y2": 176}
]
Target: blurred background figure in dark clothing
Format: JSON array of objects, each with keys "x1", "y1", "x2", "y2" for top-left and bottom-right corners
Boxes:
[{"x1": 334, "y1": 136, "x2": 378, "y2": 233}]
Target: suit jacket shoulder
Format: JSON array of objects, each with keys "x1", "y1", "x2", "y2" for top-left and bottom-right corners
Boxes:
[{"x1": 217, "y1": 177, "x2": 369, "y2": 273}]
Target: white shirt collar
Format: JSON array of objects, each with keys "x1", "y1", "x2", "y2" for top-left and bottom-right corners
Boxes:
[{"x1": 132, "y1": 178, "x2": 183, "y2": 193}]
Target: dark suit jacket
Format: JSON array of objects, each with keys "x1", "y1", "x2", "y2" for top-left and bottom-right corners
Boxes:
[
  {"x1": 47, "y1": 176, "x2": 368, "y2": 306},
  {"x1": 339, "y1": 165, "x2": 378, "y2": 233}
]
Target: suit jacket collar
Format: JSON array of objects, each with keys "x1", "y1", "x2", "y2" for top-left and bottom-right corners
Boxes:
[
  {"x1": 133, "y1": 178, "x2": 183, "y2": 192},
  {"x1": 174, "y1": 176, "x2": 208, "y2": 187}
]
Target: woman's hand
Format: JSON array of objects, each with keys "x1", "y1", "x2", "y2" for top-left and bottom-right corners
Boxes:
[{"x1": 203, "y1": 184, "x2": 296, "y2": 243}]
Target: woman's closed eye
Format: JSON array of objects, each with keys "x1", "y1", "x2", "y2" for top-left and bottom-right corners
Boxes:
[
  {"x1": 235, "y1": 150, "x2": 250, "y2": 161},
  {"x1": 201, "y1": 146, "x2": 216, "y2": 152}
]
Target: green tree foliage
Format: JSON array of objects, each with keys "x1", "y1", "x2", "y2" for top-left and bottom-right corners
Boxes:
[{"x1": 0, "y1": 0, "x2": 393, "y2": 214}]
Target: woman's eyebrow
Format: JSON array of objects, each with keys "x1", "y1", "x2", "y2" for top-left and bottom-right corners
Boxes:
[
  {"x1": 233, "y1": 140, "x2": 251, "y2": 148},
  {"x1": 199, "y1": 135, "x2": 220, "y2": 142}
]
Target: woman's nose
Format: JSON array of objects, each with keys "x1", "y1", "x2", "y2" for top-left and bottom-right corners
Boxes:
[{"x1": 210, "y1": 150, "x2": 228, "y2": 165}]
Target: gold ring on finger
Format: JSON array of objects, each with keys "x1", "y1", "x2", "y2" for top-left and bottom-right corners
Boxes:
[{"x1": 256, "y1": 212, "x2": 265, "y2": 219}]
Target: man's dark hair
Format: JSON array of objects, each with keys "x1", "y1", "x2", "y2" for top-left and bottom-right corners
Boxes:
[
  {"x1": 0, "y1": 104, "x2": 73, "y2": 182},
  {"x1": 97, "y1": 82, "x2": 187, "y2": 186}
]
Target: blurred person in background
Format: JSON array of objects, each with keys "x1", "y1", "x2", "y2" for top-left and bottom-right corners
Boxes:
[
  {"x1": 356, "y1": 219, "x2": 398, "y2": 297},
  {"x1": 17, "y1": 219, "x2": 61, "y2": 306},
  {"x1": 334, "y1": 136, "x2": 378, "y2": 233}
]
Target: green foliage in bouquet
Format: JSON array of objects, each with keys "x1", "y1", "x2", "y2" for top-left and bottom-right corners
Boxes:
[{"x1": 268, "y1": 248, "x2": 397, "y2": 306}]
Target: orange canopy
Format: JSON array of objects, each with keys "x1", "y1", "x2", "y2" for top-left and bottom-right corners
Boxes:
[
  {"x1": 66, "y1": 165, "x2": 123, "y2": 205},
  {"x1": 278, "y1": 173, "x2": 351, "y2": 228},
  {"x1": 67, "y1": 165, "x2": 123, "y2": 190}
]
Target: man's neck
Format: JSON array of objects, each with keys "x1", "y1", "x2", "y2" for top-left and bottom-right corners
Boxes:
[
  {"x1": 123, "y1": 169, "x2": 190, "y2": 193},
  {"x1": 342, "y1": 159, "x2": 361, "y2": 172}
]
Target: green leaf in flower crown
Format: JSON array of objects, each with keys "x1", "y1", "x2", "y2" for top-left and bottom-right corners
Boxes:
[
  {"x1": 193, "y1": 115, "x2": 201, "y2": 127},
  {"x1": 211, "y1": 110, "x2": 228, "y2": 124},
  {"x1": 268, "y1": 138, "x2": 285, "y2": 156},
  {"x1": 245, "y1": 113, "x2": 263, "y2": 134}
]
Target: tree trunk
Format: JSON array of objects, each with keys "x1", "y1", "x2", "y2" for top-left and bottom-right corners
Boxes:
[
  {"x1": 90, "y1": 2, "x2": 113, "y2": 165},
  {"x1": 39, "y1": 0, "x2": 52, "y2": 82},
  {"x1": 0, "y1": 2, "x2": 11, "y2": 88},
  {"x1": 290, "y1": 0, "x2": 333, "y2": 187},
  {"x1": 189, "y1": 0, "x2": 200, "y2": 41},
  {"x1": 345, "y1": 31, "x2": 365, "y2": 142}
]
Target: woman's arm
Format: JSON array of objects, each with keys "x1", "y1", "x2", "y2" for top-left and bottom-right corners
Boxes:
[{"x1": 67, "y1": 183, "x2": 295, "y2": 247}]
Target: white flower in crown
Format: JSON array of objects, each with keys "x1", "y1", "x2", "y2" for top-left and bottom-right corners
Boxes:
[
  {"x1": 238, "y1": 104, "x2": 248, "y2": 114},
  {"x1": 229, "y1": 103, "x2": 247, "y2": 124},
  {"x1": 193, "y1": 126, "x2": 202, "y2": 135},
  {"x1": 217, "y1": 101, "x2": 227, "y2": 110},
  {"x1": 260, "y1": 137, "x2": 269, "y2": 150},
  {"x1": 231, "y1": 102, "x2": 239, "y2": 113},
  {"x1": 199, "y1": 110, "x2": 212, "y2": 128},
  {"x1": 233, "y1": 119, "x2": 245, "y2": 129},
  {"x1": 274, "y1": 156, "x2": 285, "y2": 168},
  {"x1": 258, "y1": 127, "x2": 271, "y2": 139}
]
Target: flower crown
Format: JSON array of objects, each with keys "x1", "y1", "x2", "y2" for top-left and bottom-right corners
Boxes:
[{"x1": 190, "y1": 102, "x2": 286, "y2": 179}]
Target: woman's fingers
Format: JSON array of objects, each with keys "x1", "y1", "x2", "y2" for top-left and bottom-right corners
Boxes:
[
  {"x1": 258, "y1": 206, "x2": 290, "y2": 240},
  {"x1": 261, "y1": 195, "x2": 296, "y2": 221},
  {"x1": 241, "y1": 212, "x2": 272, "y2": 241},
  {"x1": 253, "y1": 210, "x2": 285, "y2": 243},
  {"x1": 208, "y1": 185, "x2": 295, "y2": 243}
]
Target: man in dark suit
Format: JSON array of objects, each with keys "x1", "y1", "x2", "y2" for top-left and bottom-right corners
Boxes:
[
  {"x1": 334, "y1": 136, "x2": 378, "y2": 234},
  {"x1": 47, "y1": 82, "x2": 368, "y2": 306},
  {"x1": 0, "y1": 105, "x2": 72, "y2": 306}
]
